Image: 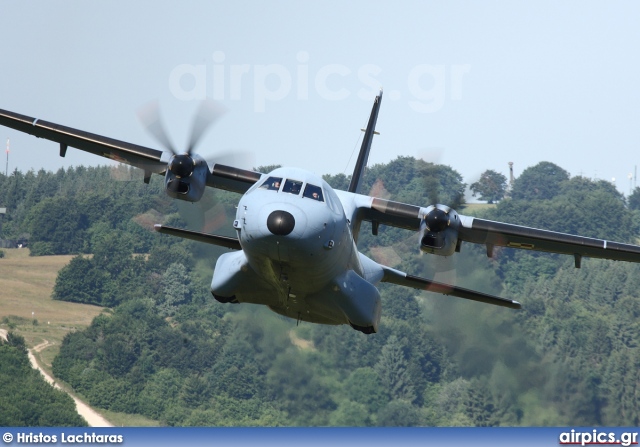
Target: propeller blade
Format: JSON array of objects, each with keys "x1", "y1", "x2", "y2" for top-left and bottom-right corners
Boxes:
[
  {"x1": 137, "y1": 101, "x2": 177, "y2": 155},
  {"x1": 203, "y1": 149, "x2": 256, "y2": 171},
  {"x1": 416, "y1": 148, "x2": 444, "y2": 205},
  {"x1": 186, "y1": 100, "x2": 226, "y2": 154},
  {"x1": 424, "y1": 176, "x2": 440, "y2": 206}
]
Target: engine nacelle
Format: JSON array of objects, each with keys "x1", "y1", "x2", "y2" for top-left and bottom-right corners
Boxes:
[
  {"x1": 419, "y1": 205, "x2": 460, "y2": 256},
  {"x1": 164, "y1": 154, "x2": 208, "y2": 202}
]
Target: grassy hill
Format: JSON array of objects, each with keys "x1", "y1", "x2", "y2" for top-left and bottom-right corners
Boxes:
[{"x1": 0, "y1": 248, "x2": 104, "y2": 368}]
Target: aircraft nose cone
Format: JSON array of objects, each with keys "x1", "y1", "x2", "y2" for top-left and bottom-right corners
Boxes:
[{"x1": 267, "y1": 210, "x2": 296, "y2": 236}]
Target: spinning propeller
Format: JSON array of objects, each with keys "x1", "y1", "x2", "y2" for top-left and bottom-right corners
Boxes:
[{"x1": 138, "y1": 100, "x2": 225, "y2": 189}]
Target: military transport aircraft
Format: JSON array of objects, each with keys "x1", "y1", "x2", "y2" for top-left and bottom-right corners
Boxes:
[{"x1": 2, "y1": 91, "x2": 640, "y2": 334}]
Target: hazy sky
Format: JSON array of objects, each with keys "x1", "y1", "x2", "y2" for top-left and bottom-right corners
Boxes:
[{"x1": 2, "y1": 1, "x2": 639, "y2": 197}]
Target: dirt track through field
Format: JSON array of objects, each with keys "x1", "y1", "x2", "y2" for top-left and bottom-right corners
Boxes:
[
  {"x1": 26, "y1": 346, "x2": 114, "y2": 427},
  {"x1": 1, "y1": 314, "x2": 112, "y2": 427}
]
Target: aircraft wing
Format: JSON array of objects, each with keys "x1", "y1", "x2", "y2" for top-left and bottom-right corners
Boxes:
[
  {"x1": 0, "y1": 108, "x2": 167, "y2": 179},
  {"x1": 361, "y1": 197, "x2": 423, "y2": 231},
  {"x1": 0, "y1": 108, "x2": 262, "y2": 193},
  {"x1": 357, "y1": 195, "x2": 640, "y2": 265},
  {"x1": 457, "y1": 216, "x2": 640, "y2": 264}
]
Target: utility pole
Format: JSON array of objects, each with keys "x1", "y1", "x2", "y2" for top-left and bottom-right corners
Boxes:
[{"x1": 4, "y1": 138, "x2": 8, "y2": 177}]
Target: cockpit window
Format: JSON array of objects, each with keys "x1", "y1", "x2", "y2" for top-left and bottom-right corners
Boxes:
[
  {"x1": 282, "y1": 179, "x2": 303, "y2": 195},
  {"x1": 259, "y1": 176, "x2": 283, "y2": 191},
  {"x1": 303, "y1": 184, "x2": 324, "y2": 202}
]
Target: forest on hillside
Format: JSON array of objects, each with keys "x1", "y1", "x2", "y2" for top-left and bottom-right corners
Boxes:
[
  {"x1": 0, "y1": 332, "x2": 87, "y2": 426},
  {"x1": 1, "y1": 159, "x2": 640, "y2": 426}
]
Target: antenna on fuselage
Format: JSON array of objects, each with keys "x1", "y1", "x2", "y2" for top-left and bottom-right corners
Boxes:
[{"x1": 348, "y1": 89, "x2": 382, "y2": 194}]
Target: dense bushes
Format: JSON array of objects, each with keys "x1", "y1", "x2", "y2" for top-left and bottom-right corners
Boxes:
[{"x1": 0, "y1": 333, "x2": 87, "y2": 426}]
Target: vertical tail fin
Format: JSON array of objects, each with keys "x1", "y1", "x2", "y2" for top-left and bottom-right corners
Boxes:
[{"x1": 348, "y1": 89, "x2": 382, "y2": 193}]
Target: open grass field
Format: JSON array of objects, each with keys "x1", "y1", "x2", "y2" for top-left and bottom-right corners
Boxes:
[{"x1": 0, "y1": 248, "x2": 105, "y2": 369}]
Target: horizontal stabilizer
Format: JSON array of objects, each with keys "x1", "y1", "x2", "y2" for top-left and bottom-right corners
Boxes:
[
  {"x1": 154, "y1": 224, "x2": 241, "y2": 250},
  {"x1": 381, "y1": 267, "x2": 521, "y2": 309}
]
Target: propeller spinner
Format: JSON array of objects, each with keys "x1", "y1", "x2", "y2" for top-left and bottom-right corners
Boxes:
[
  {"x1": 424, "y1": 206, "x2": 450, "y2": 232},
  {"x1": 168, "y1": 153, "x2": 196, "y2": 179}
]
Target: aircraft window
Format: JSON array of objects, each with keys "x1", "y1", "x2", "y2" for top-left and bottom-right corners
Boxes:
[
  {"x1": 303, "y1": 184, "x2": 324, "y2": 202},
  {"x1": 282, "y1": 179, "x2": 303, "y2": 195},
  {"x1": 259, "y1": 176, "x2": 283, "y2": 191}
]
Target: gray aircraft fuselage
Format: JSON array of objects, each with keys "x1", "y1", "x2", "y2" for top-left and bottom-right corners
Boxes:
[{"x1": 211, "y1": 167, "x2": 383, "y2": 332}]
